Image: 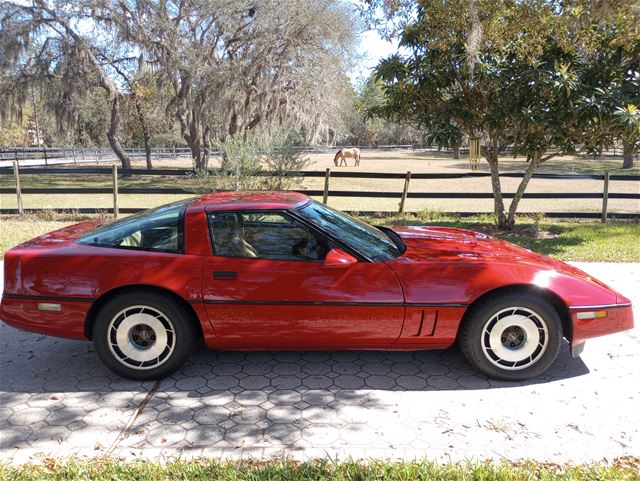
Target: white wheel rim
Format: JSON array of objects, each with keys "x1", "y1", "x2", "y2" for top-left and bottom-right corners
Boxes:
[
  {"x1": 107, "y1": 305, "x2": 175, "y2": 370},
  {"x1": 481, "y1": 306, "x2": 549, "y2": 371}
]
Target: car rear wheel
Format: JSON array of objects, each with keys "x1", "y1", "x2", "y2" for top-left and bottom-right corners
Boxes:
[
  {"x1": 459, "y1": 289, "x2": 563, "y2": 381},
  {"x1": 93, "y1": 291, "x2": 196, "y2": 380}
]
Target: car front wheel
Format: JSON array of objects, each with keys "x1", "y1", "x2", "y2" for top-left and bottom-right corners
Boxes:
[
  {"x1": 459, "y1": 289, "x2": 563, "y2": 381},
  {"x1": 93, "y1": 291, "x2": 196, "y2": 380}
]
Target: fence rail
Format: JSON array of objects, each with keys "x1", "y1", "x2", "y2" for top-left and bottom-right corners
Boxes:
[
  {"x1": 2, "y1": 208, "x2": 638, "y2": 220},
  {"x1": 0, "y1": 143, "x2": 630, "y2": 169},
  {"x1": 1, "y1": 164, "x2": 639, "y2": 220},
  {"x1": 2, "y1": 165, "x2": 639, "y2": 181},
  {"x1": 1, "y1": 187, "x2": 637, "y2": 200},
  {"x1": 0, "y1": 145, "x2": 418, "y2": 168}
]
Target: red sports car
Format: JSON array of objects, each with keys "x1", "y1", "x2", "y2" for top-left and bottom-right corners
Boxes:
[{"x1": 1, "y1": 192, "x2": 634, "y2": 381}]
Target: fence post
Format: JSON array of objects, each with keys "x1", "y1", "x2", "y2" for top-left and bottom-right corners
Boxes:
[
  {"x1": 13, "y1": 160, "x2": 24, "y2": 215},
  {"x1": 43, "y1": 147, "x2": 48, "y2": 166},
  {"x1": 323, "y1": 168, "x2": 331, "y2": 205},
  {"x1": 601, "y1": 170, "x2": 609, "y2": 223},
  {"x1": 399, "y1": 171, "x2": 412, "y2": 214},
  {"x1": 112, "y1": 164, "x2": 119, "y2": 218}
]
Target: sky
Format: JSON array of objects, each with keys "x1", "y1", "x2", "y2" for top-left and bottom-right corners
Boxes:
[{"x1": 351, "y1": 30, "x2": 399, "y2": 86}]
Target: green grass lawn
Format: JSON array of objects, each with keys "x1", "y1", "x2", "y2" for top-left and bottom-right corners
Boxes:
[
  {"x1": 488, "y1": 155, "x2": 640, "y2": 174},
  {"x1": 1, "y1": 219, "x2": 74, "y2": 257},
  {"x1": 365, "y1": 212, "x2": 640, "y2": 262},
  {"x1": 1, "y1": 458, "x2": 638, "y2": 481},
  {"x1": 2, "y1": 212, "x2": 639, "y2": 262}
]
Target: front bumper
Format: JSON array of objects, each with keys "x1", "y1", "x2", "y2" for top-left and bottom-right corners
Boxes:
[{"x1": 569, "y1": 303, "x2": 634, "y2": 347}]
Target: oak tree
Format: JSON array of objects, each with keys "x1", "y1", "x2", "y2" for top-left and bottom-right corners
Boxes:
[{"x1": 372, "y1": 0, "x2": 639, "y2": 228}]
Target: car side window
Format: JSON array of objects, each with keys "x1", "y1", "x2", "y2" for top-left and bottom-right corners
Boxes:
[
  {"x1": 208, "y1": 212, "x2": 335, "y2": 261},
  {"x1": 77, "y1": 199, "x2": 188, "y2": 253}
]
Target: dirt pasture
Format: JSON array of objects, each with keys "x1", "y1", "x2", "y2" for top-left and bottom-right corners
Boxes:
[
  {"x1": 297, "y1": 150, "x2": 638, "y2": 214},
  {"x1": 0, "y1": 149, "x2": 638, "y2": 215}
]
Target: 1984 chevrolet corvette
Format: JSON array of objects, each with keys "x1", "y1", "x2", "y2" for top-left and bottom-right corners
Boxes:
[{"x1": 1, "y1": 192, "x2": 634, "y2": 381}]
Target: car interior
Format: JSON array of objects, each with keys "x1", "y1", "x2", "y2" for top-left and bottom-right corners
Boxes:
[
  {"x1": 118, "y1": 225, "x2": 179, "y2": 251},
  {"x1": 208, "y1": 212, "x2": 334, "y2": 261}
]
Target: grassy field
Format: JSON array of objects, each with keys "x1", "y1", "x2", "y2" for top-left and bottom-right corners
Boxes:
[
  {"x1": 1, "y1": 458, "x2": 639, "y2": 481},
  {"x1": 2, "y1": 212, "x2": 639, "y2": 262},
  {"x1": 370, "y1": 213, "x2": 640, "y2": 262}
]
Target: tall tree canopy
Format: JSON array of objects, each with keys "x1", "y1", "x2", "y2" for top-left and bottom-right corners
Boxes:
[
  {"x1": 346, "y1": 75, "x2": 426, "y2": 147},
  {"x1": 0, "y1": 0, "x2": 357, "y2": 169},
  {"x1": 371, "y1": 0, "x2": 640, "y2": 228}
]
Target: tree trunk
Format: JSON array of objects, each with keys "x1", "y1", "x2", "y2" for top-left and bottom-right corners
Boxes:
[
  {"x1": 144, "y1": 138, "x2": 152, "y2": 170},
  {"x1": 181, "y1": 113, "x2": 207, "y2": 171},
  {"x1": 173, "y1": 80, "x2": 207, "y2": 171},
  {"x1": 202, "y1": 127, "x2": 211, "y2": 171},
  {"x1": 622, "y1": 142, "x2": 635, "y2": 169},
  {"x1": 187, "y1": 138, "x2": 204, "y2": 170},
  {"x1": 177, "y1": 119, "x2": 205, "y2": 171},
  {"x1": 106, "y1": 95, "x2": 132, "y2": 172},
  {"x1": 484, "y1": 141, "x2": 508, "y2": 229},
  {"x1": 186, "y1": 134, "x2": 206, "y2": 171},
  {"x1": 488, "y1": 157, "x2": 509, "y2": 229},
  {"x1": 132, "y1": 94, "x2": 153, "y2": 170},
  {"x1": 505, "y1": 155, "x2": 540, "y2": 228},
  {"x1": 453, "y1": 140, "x2": 461, "y2": 160}
]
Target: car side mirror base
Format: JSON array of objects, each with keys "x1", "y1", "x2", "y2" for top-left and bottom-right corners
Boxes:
[{"x1": 324, "y1": 248, "x2": 357, "y2": 267}]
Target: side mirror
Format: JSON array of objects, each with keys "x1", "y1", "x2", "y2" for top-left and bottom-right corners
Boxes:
[{"x1": 325, "y1": 248, "x2": 357, "y2": 267}]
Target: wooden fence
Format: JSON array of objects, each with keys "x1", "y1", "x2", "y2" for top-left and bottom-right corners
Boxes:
[
  {"x1": 1, "y1": 144, "x2": 630, "y2": 169},
  {"x1": 1, "y1": 164, "x2": 639, "y2": 220},
  {"x1": 0, "y1": 145, "x2": 418, "y2": 169}
]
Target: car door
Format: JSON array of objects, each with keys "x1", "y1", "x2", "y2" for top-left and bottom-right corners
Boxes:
[{"x1": 202, "y1": 210, "x2": 405, "y2": 348}]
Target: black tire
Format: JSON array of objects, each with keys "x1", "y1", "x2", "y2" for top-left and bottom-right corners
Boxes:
[
  {"x1": 93, "y1": 291, "x2": 197, "y2": 380},
  {"x1": 459, "y1": 289, "x2": 563, "y2": 381}
]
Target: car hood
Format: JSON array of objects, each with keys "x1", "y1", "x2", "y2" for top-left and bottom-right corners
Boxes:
[
  {"x1": 389, "y1": 225, "x2": 600, "y2": 284},
  {"x1": 391, "y1": 225, "x2": 528, "y2": 260}
]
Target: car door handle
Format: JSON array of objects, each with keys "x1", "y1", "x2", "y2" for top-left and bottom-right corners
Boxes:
[{"x1": 213, "y1": 271, "x2": 237, "y2": 280}]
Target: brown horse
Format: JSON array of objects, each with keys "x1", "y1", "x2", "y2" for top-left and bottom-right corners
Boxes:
[{"x1": 333, "y1": 148, "x2": 360, "y2": 167}]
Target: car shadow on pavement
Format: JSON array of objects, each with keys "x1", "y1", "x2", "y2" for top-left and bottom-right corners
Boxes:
[
  {"x1": 1, "y1": 325, "x2": 589, "y2": 455},
  {"x1": 1, "y1": 330, "x2": 589, "y2": 396}
]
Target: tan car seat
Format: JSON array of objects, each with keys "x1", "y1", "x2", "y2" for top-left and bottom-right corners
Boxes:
[
  {"x1": 218, "y1": 215, "x2": 258, "y2": 257},
  {"x1": 119, "y1": 231, "x2": 142, "y2": 247}
]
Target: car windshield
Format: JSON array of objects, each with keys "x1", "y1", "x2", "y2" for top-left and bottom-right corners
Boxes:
[
  {"x1": 77, "y1": 198, "x2": 192, "y2": 253},
  {"x1": 297, "y1": 201, "x2": 403, "y2": 261}
]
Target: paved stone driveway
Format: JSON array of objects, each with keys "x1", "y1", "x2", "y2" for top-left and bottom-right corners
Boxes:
[{"x1": 1, "y1": 262, "x2": 638, "y2": 465}]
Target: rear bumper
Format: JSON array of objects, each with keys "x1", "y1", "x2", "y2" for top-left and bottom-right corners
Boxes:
[
  {"x1": 0, "y1": 295, "x2": 89, "y2": 340},
  {"x1": 570, "y1": 303, "x2": 634, "y2": 346}
]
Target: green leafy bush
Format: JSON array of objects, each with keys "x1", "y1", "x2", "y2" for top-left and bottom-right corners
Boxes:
[{"x1": 189, "y1": 130, "x2": 309, "y2": 193}]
